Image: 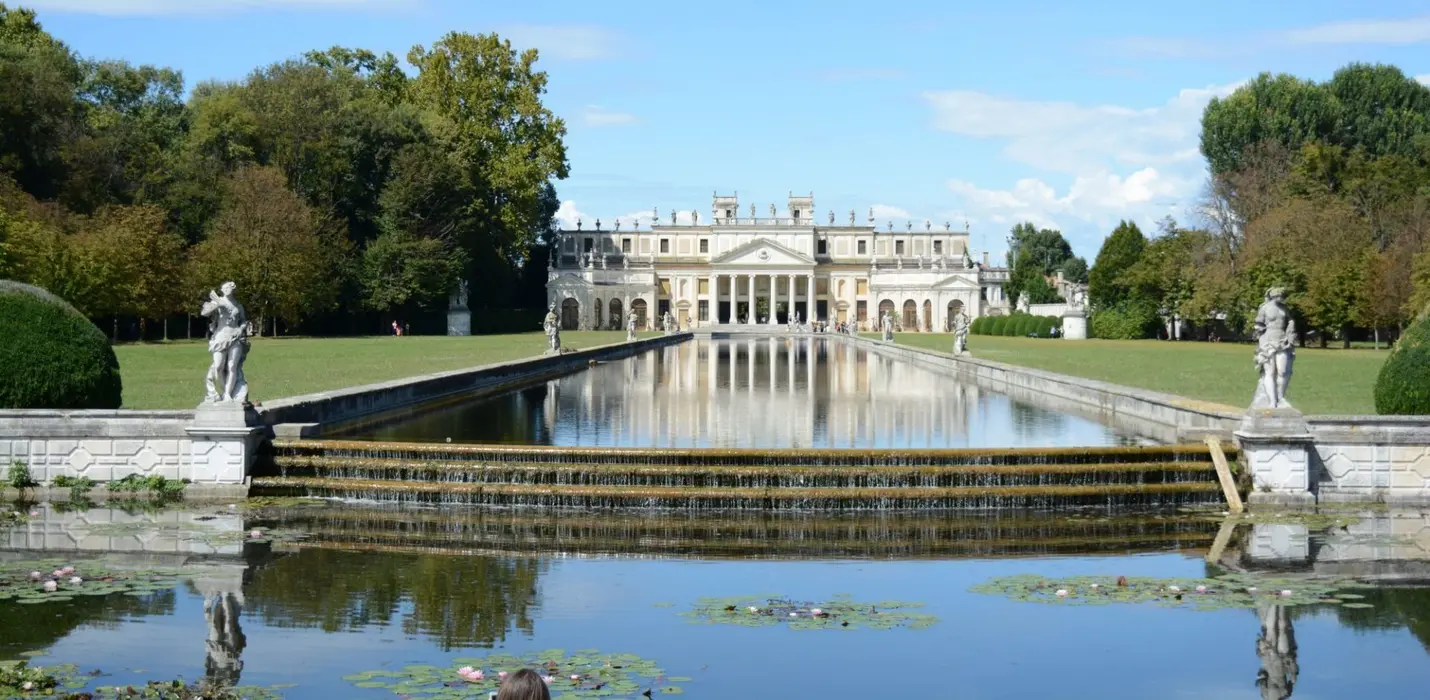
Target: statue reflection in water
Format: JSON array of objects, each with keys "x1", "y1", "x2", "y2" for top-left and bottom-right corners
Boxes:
[
  {"x1": 1256, "y1": 604, "x2": 1298, "y2": 700},
  {"x1": 204, "y1": 591, "x2": 247, "y2": 688}
]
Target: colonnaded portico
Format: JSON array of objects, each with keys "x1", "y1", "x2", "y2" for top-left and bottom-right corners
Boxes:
[{"x1": 546, "y1": 191, "x2": 1010, "y2": 330}]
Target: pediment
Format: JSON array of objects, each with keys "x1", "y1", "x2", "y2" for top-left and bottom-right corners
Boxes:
[
  {"x1": 931, "y1": 274, "x2": 983, "y2": 290},
  {"x1": 712, "y1": 238, "x2": 814, "y2": 267},
  {"x1": 548, "y1": 273, "x2": 591, "y2": 288}
]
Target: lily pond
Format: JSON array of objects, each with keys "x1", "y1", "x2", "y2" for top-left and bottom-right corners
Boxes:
[{"x1": 4, "y1": 501, "x2": 1430, "y2": 698}]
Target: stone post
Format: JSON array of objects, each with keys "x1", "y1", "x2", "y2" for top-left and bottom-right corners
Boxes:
[
  {"x1": 1236, "y1": 408, "x2": 1316, "y2": 505},
  {"x1": 747, "y1": 275, "x2": 756, "y2": 324},
  {"x1": 1061, "y1": 307, "x2": 1087, "y2": 340},
  {"x1": 805, "y1": 275, "x2": 815, "y2": 323},
  {"x1": 767, "y1": 274, "x2": 779, "y2": 325},
  {"x1": 187, "y1": 403, "x2": 262, "y2": 484},
  {"x1": 787, "y1": 275, "x2": 796, "y2": 325}
]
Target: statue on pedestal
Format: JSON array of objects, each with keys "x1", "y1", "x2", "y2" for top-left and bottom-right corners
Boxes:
[
  {"x1": 849, "y1": 210, "x2": 856, "y2": 226},
  {"x1": 1251, "y1": 287, "x2": 1296, "y2": 409},
  {"x1": 542, "y1": 303, "x2": 561, "y2": 354},
  {"x1": 201, "y1": 281, "x2": 251, "y2": 404},
  {"x1": 627, "y1": 312, "x2": 637, "y2": 341},
  {"x1": 881, "y1": 311, "x2": 895, "y2": 342},
  {"x1": 663, "y1": 310, "x2": 676, "y2": 335},
  {"x1": 1016, "y1": 292, "x2": 1030, "y2": 314},
  {"x1": 952, "y1": 309, "x2": 970, "y2": 356},
  {"x1": 693, "y1": 211, "x2": 700, "y2": 225}
]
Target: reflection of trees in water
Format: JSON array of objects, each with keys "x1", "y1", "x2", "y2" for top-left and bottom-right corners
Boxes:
[
  {"x1": 245, "y1": 550, "x2": 545, "y2": 650},
  {"x1": 1327, "y1": 587, "x2": 1430, "y2": 652},
  {"x1": 1008, "y1": 401, "x2": 1067, "y2": 441},
  {"x1": 0, "y1": 590, "x2": 175, "y2": 658}
]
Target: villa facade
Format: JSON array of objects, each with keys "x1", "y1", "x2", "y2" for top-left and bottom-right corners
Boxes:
[{"x1": 546, "y1": 191, "x2": 1010, "y2": 330}]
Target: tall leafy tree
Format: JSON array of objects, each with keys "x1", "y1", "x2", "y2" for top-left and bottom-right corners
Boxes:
[
  {"x1": 1087, "y1": 220, "x2": 1147, "y2": 311},
  {"x1": 1003, "y1": 222, "x2": 1074, "y2": 305},
  {"x1": 0, "y1": 3, "x2": 81, "y2": 199}
]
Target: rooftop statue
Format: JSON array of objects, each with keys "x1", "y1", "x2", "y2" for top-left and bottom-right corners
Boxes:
[
  {"x1": 829, "y1": 210, "x2": 835, "y2": 225},
  {"x1": 201, "y1": 281, "x2": 251, "y2": 404},
  {"x1": 750, "y1": 203, "x2": 756, "y2": 218},
  {"x1": 849, "y1": 210, "x2": 856, "y2": 225},
  {"x1": 594, "y1": 218, "x2": 602, "y2": 231},
  {"x1": 770, "y1": 203, "x2": 776, "y2": 218}
]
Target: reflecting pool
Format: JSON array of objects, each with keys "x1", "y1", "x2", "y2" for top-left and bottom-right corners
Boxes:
[
  {"x1": 4, "y1": 502, "x2": 1430, "y2": 699},
  {"x1": 345, "y1": 337, "x2": 1150, "y2": 448}
]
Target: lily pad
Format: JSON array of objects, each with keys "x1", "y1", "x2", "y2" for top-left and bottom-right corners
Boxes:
[
  {"x1": 681, "y1": 594, "x2": 938, "y2": 630},
  {"x1": 340, "y1": 650, "x2": 689, "y2": 699},
  {"x1": 970, "y1": 573, "x2": 1376, "y2": 611},
  {"x1": 0, "y1": 558, "x2": 181, "y2": 606}
]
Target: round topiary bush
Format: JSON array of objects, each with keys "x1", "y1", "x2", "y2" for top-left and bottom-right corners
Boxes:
[
  {"x1": 0, "y1": 280, "x2": 122, "y2": 409},
  {"x1": 1375, "y1": 314, "x2": 1430, "y2": 415},
  {"x1": 970, "y1": 317, "x2": 987, "y2": 335},
  {"x1": 989, "y1": 317, "x2": 1008, "y2": 336}
]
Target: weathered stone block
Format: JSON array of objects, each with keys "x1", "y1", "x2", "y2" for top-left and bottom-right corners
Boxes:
[
  {"x1": 46, "y1": 439, "x2": 78, "y2": 456},
  {"x1": 112, "y1": 440, "x2": 145, "y2": 457}
]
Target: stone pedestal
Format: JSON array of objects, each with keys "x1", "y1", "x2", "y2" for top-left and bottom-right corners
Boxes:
[
  {"x1": 186, "y1": 402, "x2": 263, "y2": 485},
  {"x1": 1062, "y1": 308, "x2": 1087, "y2": 340},
  {"x1": 447, "y1": 309, "x2": 471, "y2": 336},
  {"x1": 1236, "y1": 408, "x2": 1316, "y2": 505}
]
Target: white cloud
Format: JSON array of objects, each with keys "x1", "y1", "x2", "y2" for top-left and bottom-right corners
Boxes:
[
  {"x1": 869, "y1": 204, "x2": 910, "y2": 220},
  {"x1": 925, "y1": 82, "x2": 1239, "y2": 256},
  {"x1": 580, "y1": 106, "x2": 638, "y2": 127},
  {"x1": 500, "y1": 25, "x2": 622, "y2": 61},
  {"x1": 21, "y1": 0, "x2": 409, "y2": 14},
  {"x1": 922, "y1": 81, "x2": 1240, "y2": 174},
  {"x1": 554, "y1": 200, "x2": 589, "y2": 229},
  {"x1": 1281, "y1": 16, "x2": 1430, "y2": 45},
  {"x1": 1418, "y1": 74, "x2": 1430, "y2": 86}
]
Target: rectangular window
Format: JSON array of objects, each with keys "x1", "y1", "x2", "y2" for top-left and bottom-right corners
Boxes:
[
  {"x1": 699, "y1": 239, "x2": 709, "y2": 254},
  {"x1": 622, "y1": 238, "x2": 631, "y2": 253},
  {"x1": 857, "y1": 240, "x2": 867, "y2": 255},
  {"x1": 895, "y1": 240, "x2": 905, "y2": 255},
  {"x1": 933, "y1": 240, "x2": 943, "y2": 255},
  {"x1": 793, "y1": 209, "x2": 801, "y2": 220},
  {"x1": 726, "y1": 209, "x2": 733, "y2": 219},
  {"x1": 698, "y1": 278, "x2": 709, "y2": 294},
  {"x1": 584, "y1": 238, "x2": 594, "y2": 252},
  {"x1": 660, "y1": 239, "x2": 670, "y2": 254},
  {"x1": 698, "y1": 300, "x2": 709, "y2": 321},
  {"x1": 817, "y1": 239, "x2": 828, "y2": 255}
]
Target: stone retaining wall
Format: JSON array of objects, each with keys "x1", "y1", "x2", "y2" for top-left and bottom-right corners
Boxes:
[
  {"x1": 843, "y1": 335, "x2": 1243, "y2": 441},
  {"x1": 1309, "y1": 416, "x2": 1430, "y2": 504},
  {"x1": 260, "y1": 333, "x2": 689, "y2": 435},
  {"x1": 0, "y1": 411, "x2": 195, "y2": 485}
]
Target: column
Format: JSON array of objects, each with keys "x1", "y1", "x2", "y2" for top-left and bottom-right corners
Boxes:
[
  {"x1": 767, "y1": 274, "x2": 780, "y2": 325},
  {"x1": 788, "y1": 275, "x2": 797, "y2": 324},
  {"x1": 711, "y1": 275, "x2": 721, "y2": 325},
  {"x1": 805, "y1": 275, "x2": 816, "y2": 323},
  {"x1": 749, "y1": 275, "x2": 760, "y2": 325},
  {"x1": 729, "y1": 274, "x2": 739, "y2": 325}
]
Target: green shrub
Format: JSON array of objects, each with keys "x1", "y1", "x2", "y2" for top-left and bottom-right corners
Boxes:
[
  {"x1": 1014, "y1": 315, "x2": 1035, "y2": 337},
  {"x1": 989, "y1": 317, "x2": 1007, "y2": 335},
  {"x1": 5, "y1": 461, "x2": 36, "y2": 489},
  {"x1": 52, "y1": 474, "x2": 96, "y2": 497},
  {"x1": 1091, "y1": 303, "x2": 1159, "y2": 339},
  {"x1": 0, "y1": 280, "x2": 122, "y2": 409},
  {"x1": 109, "y1": 473, "x2": 188, "y2": 495},
  {"x1": 970, "y1": 317, "x2": 987, "y2": 335},
  {"x1": 1375, "y1": 315, "x2": 1430, "y2": 415}
]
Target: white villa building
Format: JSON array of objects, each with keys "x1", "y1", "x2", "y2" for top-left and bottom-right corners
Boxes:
[{"x1": 546, "y1": 192, "x2": 1010, "y2": 331}]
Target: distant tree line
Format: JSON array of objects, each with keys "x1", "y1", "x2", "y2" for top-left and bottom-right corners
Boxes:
[
  {"x1": 0, "y1": 3, "x2": 566, "y2": 340},
  {"x1": 1086, "y1": 63, "x2": 1430, "y2": 344}
]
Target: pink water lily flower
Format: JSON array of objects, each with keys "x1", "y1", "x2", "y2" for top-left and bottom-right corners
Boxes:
[
  {"x1": 28, "y1": 571, "x2": 41, "y2": 581},
  {"x1": 1195, "y1": 585, "x2": 1207, "y2": 593},
  {"x1": 458, "y1": 666, "x2": 475, "y2": 675},
  {"x1": 69, "y1": 576, "x2": 82, "y2": 585},
  {"x1": 1090, "y1": 584, "x2": 1100, "y2": 590},
  {"x1": 43, "y1": 580, "x2": 58, "y2": 592},
  {"x1": 542, "y1": 676, "x2": 555, "y2": 685},
  {"x1": 61, "y1": 566, "x2": 74, "y2": 575},
  {"x1": 789, "y1": 612, "x2": 798, "y2": 617},
  {"x1": 1280, "y1": 590, "x2": 1293, "y2": 597},
  {"x1": 249, "y1": 530, "x2": 263, "y2": 539},
  {"x1": 570, "y1": 674, "x2": 581, "y2": 681},
  {"x1": 1055, "y1": 589, "x2": 1069, "y2": 597},
  {"x1": 498, "y1": 671, "x2": 508, "y2": 681},
  {"x1": 52, "y1": 569, "x2": 65, "y2": 578},
  {"x1": 810, "y1": 608, "x2": 824, "y2": 616}
]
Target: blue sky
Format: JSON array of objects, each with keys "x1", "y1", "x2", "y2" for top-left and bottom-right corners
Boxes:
[{"x1": 21, "y1": 0, "x2": 1430, "y2": 262}]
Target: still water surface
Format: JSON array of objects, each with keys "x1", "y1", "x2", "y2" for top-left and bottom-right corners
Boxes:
[
  {"x1": 349, "y1": 337, "x2": 1146, "y2": 448},
  {"x1": 5, "y1": 504, "x2": 1430, "y2": 699}
]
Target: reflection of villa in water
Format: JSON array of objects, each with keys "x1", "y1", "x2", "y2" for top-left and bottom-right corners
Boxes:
[{"x1": 532, "y1": 338, "x2": 1097, "y2": 449}]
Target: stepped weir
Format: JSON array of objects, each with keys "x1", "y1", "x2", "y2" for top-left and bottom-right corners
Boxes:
[{"x1": 258, "y1": 440, "x2": 1236, "y2": 511}]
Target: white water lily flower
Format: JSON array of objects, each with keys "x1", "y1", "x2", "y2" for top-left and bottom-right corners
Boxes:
[
  {"x1": 1168, "y1": 585, "x2": 1181, "y2": 593},
  {"x1": 747, "y1": 606, "x2": 758, "y2": 612},
  {"x1": 1055, "y1": 589, "x2": 1069, "y2": 597}
]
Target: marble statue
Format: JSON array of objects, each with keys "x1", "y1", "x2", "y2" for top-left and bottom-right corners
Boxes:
[
  {"x1": 543, "y1": 302, "x2": 561, "y2": 354},
  {"x1": 693, "y1": 211, "x2": 700, "y2": 225},
  {"x1": 750, "y1": 203, "x2": 755, "y2": 218},
  {"x1": 663, "y1": 311, "x2": 676, "y2": 335},
  {"x1": 770, "y1": 203, "x2": 776, "y2": 218},
  {"x1": 868, "y1": 206, "x2": 874, "y2": 222},
  {"x1": 450, "y1": 279, "x2": 469, "y2": 310},
  {"x1": 627, "y1": 312, "x2": 638, "y2": 341},
  {"x1": 1016, "y1": 292, "x2": 1030, "y2": 314},
  {"x1": 653, "y1": 206, "x2": 659, "y2": 224},
  {"x1": 622, "y1": 256, "x2": 629, "y2": 269},
  {"x1": 945, "y1": 222, "x2": 951, "y2": 231},
  {"x1": 906, "y1": 220, "x2": 912, "y2": 232},
  {"x1": 849, "y1": 210, "x2": 856, "y2": 225},
  {"x1": 952, "y1": 309, "x2": 970, "y2": 355},
  {"x1": 1251, "y1": 287, "x2": 1297, "y2": 409},
  {"x1": 925, "y1": 220, "x2": 931, "y2": 232},
  {"x1": 881, "y1": 311, "x2": 895, "y2": 342},
  {"x1": 829, "y1": 210, "x2": 835, "y2": 225},
  {"x1": 614, "y1": 219, "x2": 621, "y2": 231},
  {"x1": 201, "y1": 281, "x2": 251, "y2": 404},
  {"x1": 887, "y1": 221, "x2": 893, "y2": 232},
  {"x1": 1071, "y1": 288, "x2": 1086, "y2": 309}
]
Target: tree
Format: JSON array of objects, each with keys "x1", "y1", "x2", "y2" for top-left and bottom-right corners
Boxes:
[
  {"x1": 188, "y1": 166, "x2": 347, "y2": 334},
  {"x1": 80, "y1": 205, "x2": 186, "y2": 337},
  {"x1": 1126, "y1": 221, "x2": 1215, "y2": 327},
  {"x1": 1003, "y1": 222, "x2": 1074, "y2": 305},
  {"x1": 1088, "y1": 220, "x2": 1147, "y2": 311},
  {"x1": 1059, "y1": 256, "x2": 1088, "y2": 284},
  {"x1": 362, "y1": 228, "x2": 465, "y2": 318},
  {"x1": 1200, "y1": 72, "x2": 1340, "y2": 177},
  {"x1": 406, "y1": 32, "x2": 569, "y2": 285},
  {"x1": 0, "y1": 2, "x2": 82, "y2": 199}
]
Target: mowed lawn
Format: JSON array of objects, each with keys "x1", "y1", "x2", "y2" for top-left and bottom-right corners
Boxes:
[
  {"x1": 886, "y1": 333, "x2": 1388, "y2": 416},
  {"x1": 114, "y1": 331, "x2": 644, "y2": 409}
]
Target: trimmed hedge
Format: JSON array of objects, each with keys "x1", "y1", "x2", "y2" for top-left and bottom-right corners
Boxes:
[
  {"x1": 969, "y1": 313, "x2": 1066, "y2": 337},
  {"x1": 0, "y1": 280, "x2": 122, "y2": 409},
  {"x1": 1375, "y1": 314, "x2": 1430, "y2": 415},
  {"x1": 1091, "y1": 303, "x2": 1159, "y2": 339}
]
